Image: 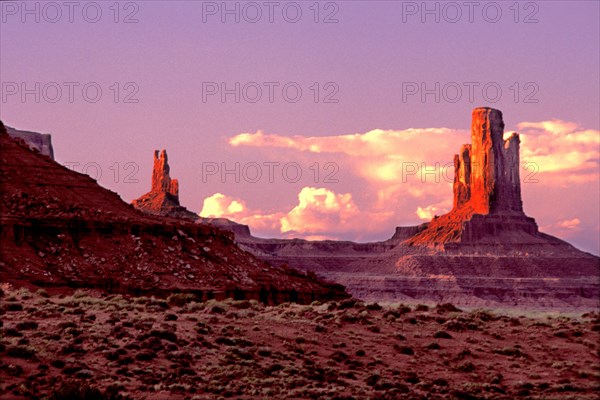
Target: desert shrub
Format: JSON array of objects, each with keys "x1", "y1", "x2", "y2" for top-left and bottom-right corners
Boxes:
[
  {"x1": 470, "y1": 310, "x2": 496, "y2": 322},
  {"x1": 231, "y1": 300, "x2": 252, "y2": 309},
  {"x1": 436, "y1": 303, "x2": 461, "y2": 313},
  {"x1": 337, "y1": 299, "x2": 357, "y2": 309},
  {"x1": 58, "y1": 321, "x2": 77, "y2": 330},
  {"x1": 404, "y1": 372, "x2": 420, "y2": 384},
  {"x1": 6, "y1": 345, "x2": 37, "y2": 359},
  {"x1": 433, "y1": 330, "x2": 453, "y2": 339},
  {"x1": 365, "y1": 374, "x2": 381, "y2": 387},
  {"x1": 257, "y1": 347, "x2": 272, "y2": 357},
  {"x1": 167, "y1": 293, "x2": 198, "y2": 307},
  {"x1": 444, "y1": 320, "x2": 467, "y2": 332},
  {"x1": 210, "y1": 304, "x2": 226, "y2": 314},
  {"x1": 263, "y1": 363, "x2": 284, "y2": 376},
  {"x1": 455, "y1": 348, "x2": 472, "y2": 360},
  {"x1": 4, "y1": 302, "x2": 23, "y2": 311},
  {"x1": 16, "y1": 321, "x2": 38, "y2": 330},
  {"x1": 366, "y1": 302, "x2": 382, "y2": 311},
  {"x1": 164, "y1": 313, "x2": 178, "y2": 321},
  {"x1": 149, "y1": 329, "x2": 177, "y2": 342},
  {"x1": 6, "y1": 364, "x2": 23, "y2": 376},
  {"x1": 415, "y1": 304, "x2": 429, "y2": 312},
  {"x1": 135, "y1": 351, "x2": 157, "y2": 361},
  {"x1": 145, "y1": 297, "x2": 169, "y2": 310},
  {"x1": 215, "y1": 336, "x2": 235, "y2": 346},
  {"x1": 393, "y1": 304, "x2": 412, "y2": 314},
  {"x1": 456, "y1": 361, "x2": 476, "y2": 372},
  {"x1": 3, "y1": 328, "x2": 23, "y2": 337},
  {"x1": 330, "y1": 351, "x2": 349, "y2": 362},
  {"x1": 492, "y1": 346, "x2": 527, "y2": 358},
  {"x1": 427, "y1": 342, "x2": 441, "y2": 350},
  {"x1": 49, "y1": 380, "x2": 127, "y2": 400},
  {"x1": 72, "y1": 289, "x2": 88, "y2": 299},
  {"x1": 51, "y1": 359, "x2": 66, "y2": 368},
  {"x1": 394, "y1": 345, "x2": 414, "y2": 355},
  {"x1": 367, "y1": 325, "x2": 380, "y2": 333}
]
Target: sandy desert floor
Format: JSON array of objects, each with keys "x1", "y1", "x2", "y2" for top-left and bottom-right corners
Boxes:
[{"x1": 1, "y1": 287, "x2": 599, "y2": 399}]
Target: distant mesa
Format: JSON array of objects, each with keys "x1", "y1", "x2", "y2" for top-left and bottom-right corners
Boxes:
[
  {"x1": 6, "y1": 125, "x2": 54, "y2": 160},
  {"x1": 132, "y1": 150, "x2": 199, "y2": 220}
]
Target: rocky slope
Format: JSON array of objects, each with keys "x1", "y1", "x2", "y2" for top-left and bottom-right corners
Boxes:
[
  {"x1": 0, "y1": 122, "x2": 348, "y2": 304},
  {"x1": 221, "y1": 108, "x2": 599, "y2": 309}
]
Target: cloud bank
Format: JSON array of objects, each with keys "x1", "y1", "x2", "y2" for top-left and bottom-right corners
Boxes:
[{"x1": 200, "y1": 120, "x2": 599, "y2": 253}]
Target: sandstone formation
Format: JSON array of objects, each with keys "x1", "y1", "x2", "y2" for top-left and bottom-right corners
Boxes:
[
  {"x1": 0, "y1": 121, "x2": 348, "y2": 303},
  {"x1": 454, "y1": 108, "x2": 523, "y2": 214},
  {"x1": 152, "y1": 150, "x2": 179, "y2": 197},
  {"x1": 132, "y1": 150, "x2": 199, "y2": 220},
  {"x1": 6, "y1": 125, "x2": 54, "y2": 159},
  {"x1": 408, "y1": 107, "x2": 537, "y2": 246},
  {"x1": 222, "y1": 108, "x2": 599, "y2": 309}
]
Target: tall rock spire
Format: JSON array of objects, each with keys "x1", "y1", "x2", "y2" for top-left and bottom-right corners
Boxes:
[
  {"x1": 409, "y1": 108, "x2": 532, "y2": 246},
  {"x1": 452, "y1": 107, "x2": 523, "y2": 214},
  {"x1": 151, "y1": 150, "x2": 179, "y2": 199},
  {"x1": 132, "y1": 149, "x2": 198, "y2": 220}
]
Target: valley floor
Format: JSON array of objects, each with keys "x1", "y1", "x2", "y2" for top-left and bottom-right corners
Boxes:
[{"x1": 1, "y1": 287, "x2": 599, "y2": 399}]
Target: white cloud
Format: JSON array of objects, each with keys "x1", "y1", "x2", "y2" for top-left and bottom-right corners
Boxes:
[
  {"x1": 199, "y1": 193, "x2": 247, "y2": 218},
  {"x1": 517, "y1": 120, "x2": 599, "y2": 183},
  {"x1": 558, "y1": 218, "x2": 581, "y2": 229}
]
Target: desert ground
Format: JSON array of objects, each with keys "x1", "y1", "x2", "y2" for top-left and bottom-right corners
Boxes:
[{"x1": 1, "y1": 286, "x2": 598, "y2": 399}]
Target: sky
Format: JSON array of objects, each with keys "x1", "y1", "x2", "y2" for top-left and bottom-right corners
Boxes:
[{"x1": 1, "y1": 1, "x2": 599, "y2": 254}]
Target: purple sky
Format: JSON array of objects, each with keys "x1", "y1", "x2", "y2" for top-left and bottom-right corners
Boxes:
[{"x1": 1, "y1": 1, "x2": 599, "y2": 254}]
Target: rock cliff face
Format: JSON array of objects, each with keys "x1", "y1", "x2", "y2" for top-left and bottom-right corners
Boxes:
[
  {"x1": 151, "y1": 150, "x2": 179, "y2": 197},
  {"x1": 0, "y1": 123, "x2": 348, "y2": 304},
  {"x1": 453, "y1": 108, "x2": 522, "y2": 214},
  {"x1": 132, "y1": 150, "x2": 199, "y2": 220},
  {"x1": 408, "y1": 107, "x2": 536, "y2": 246},
  {"x1": 6, "y1": 125, "x2": 54, "y2": 159}
]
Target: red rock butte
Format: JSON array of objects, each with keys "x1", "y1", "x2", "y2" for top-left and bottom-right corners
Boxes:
[
  {"x1": 132, "y1": 149, "x2": 198, "y2": 220},
  {"x1": 454, "y1": 107, "x2": 523, "y2": 215},
  {"x1": 408, "y1": 107, "x2": 539, "y2": 245},
  {"x1": 152, "y1": 150, "x2": 179, "y2": 198}
]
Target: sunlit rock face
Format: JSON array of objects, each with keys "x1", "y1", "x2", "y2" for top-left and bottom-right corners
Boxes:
[
  {"x1": 132, "y1": 150, "x2": 198, "y2": 220},
  {"x1": 151, "y1": 150, "x2": 179, "y2": 198},
  {"x1": 455, "y1": 107, "x2": 523, "y2": 215},
  {"x1": 409, "y1": 107, "x2": 534, "y2": 246}
]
